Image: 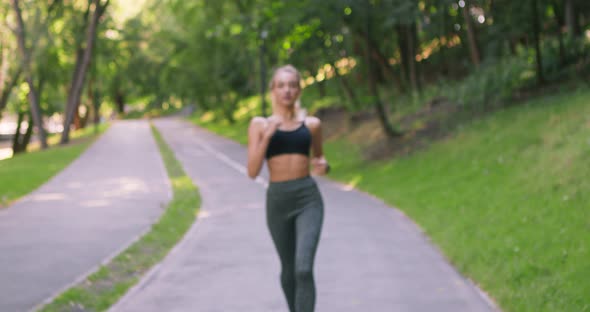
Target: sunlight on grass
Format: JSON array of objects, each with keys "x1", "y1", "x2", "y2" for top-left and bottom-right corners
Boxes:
[
  {"x1": 189, "y1": 116, "x2": 249, "y2": 145},
  {"x1": 342, "y1": 175, "x2": 363, "y2": 191},
  {"x1": 234, "y1": 96, "x2": 264, "y2": 119},
  {"x1": 27, "y1": 123, "x2": 108, "y2": 152},
  {"x1": 199, "y1": 111, "x2": 215, "y2": 123},
  {"x1": 0, "y1": 124, "x2": 108, "y2": 206}
]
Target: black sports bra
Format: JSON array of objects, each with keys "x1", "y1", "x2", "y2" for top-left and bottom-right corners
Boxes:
[{"x1": 265, "y1": 122, "x2": 311, "y2": 159}]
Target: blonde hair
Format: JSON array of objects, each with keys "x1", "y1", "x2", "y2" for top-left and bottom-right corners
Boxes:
[{"x1": 269, "y1": 64, "x2": 306, "y2": 119}]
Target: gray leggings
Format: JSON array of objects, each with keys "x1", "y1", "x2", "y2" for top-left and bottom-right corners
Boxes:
[{"x1": 266, "y1": 176, "x2": 324, "y2": 312}]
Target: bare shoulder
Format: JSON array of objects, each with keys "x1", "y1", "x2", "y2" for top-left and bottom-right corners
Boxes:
[
  {"x1": 304, "y1": 116, "x2": 321, "y2": 130},
  {"x1": 249, "y1": 116, "x2": 267, "y2": 130}
]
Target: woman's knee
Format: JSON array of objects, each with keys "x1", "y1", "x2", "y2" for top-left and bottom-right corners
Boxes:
[
  {"x1": 281, "y1": 268, "x2": 295, "y2": 282},
  {"x1": 294, "y1": 266, "x2": 313, "y2": 283}
]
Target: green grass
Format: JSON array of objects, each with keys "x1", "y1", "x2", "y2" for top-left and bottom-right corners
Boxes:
[
  {"x1": 40, "y1": 124, "x2": 201, "y2": 312},
  {"x1": 192, "y1": 87, "x2": 590, "y2": 312},
  {"x1": 189, "y1": 115, "x2": 249, "y2": 145},
  {"x1": 0, "y1": 124, "x2": 109, "y2": 206}
]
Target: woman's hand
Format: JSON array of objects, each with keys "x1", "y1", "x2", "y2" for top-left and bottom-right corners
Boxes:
[
  {"x1": 311, "y1": 156, "x2": 329, "y2": 176},
  {"x1": 248, "y1": 116, "x2": 278, "y2": 179},
  {"x1": 263, "y1": 115, "x2": 282, "y2": 139},
  {"x1": 306, "y1": 116, "x2": 328, "y2": 176}
]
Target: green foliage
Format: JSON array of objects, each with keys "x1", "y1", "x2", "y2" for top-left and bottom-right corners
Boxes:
[
  {"x1": 439, "y1": 33, "x2": 590, "y2": 111},
  {"x1": 442, "y1": 56, "x2": 534, "y2": 109},
  {"x1": 541, "y1": 35, "x2": 590, "y2": 80},
  {"x1": 3, "y1": 0, "x2": 590, "y2": 133}
]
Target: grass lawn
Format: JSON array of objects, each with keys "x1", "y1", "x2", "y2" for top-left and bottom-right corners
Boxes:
[
  {"x1": 191, "y1": 86, "x2": 590, "y2": 312},
  {"x1": 189, "y1": 114, "x2": 249, "y2": 145},
  {"x1": 40, "y1": 123, "x2": 201, "y2": 311},
  {"x1": 0, "y1": 124, "x2": 109, "y2": 207}
]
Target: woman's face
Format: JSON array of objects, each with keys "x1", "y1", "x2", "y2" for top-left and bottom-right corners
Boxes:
[{"x1": 272, "y1": 70, "x2": 301, "y2": 108}]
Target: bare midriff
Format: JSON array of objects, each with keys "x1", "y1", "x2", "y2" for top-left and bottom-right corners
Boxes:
[{"x1": 267, "y1": 154, "x2": 310, "y2": 182}]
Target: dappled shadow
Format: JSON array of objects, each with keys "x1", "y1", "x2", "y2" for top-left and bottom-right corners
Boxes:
[
  {"x1": 316, "y1": 98, "x2": 460, "y2": 160},
  {"x1": 26, "y1": 176, "x2": 157, "y2": 206}
]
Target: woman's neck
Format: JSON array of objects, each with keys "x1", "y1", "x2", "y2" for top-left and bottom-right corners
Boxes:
[{"x1": 273, "y1": 106, "x2": 297, "y2": 121}]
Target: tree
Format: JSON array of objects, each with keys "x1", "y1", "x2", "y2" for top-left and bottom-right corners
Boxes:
[
  {"x1": 531, "y1": 0, "x2": 545, "y2": 84},
  {"x1": 364, "y1": 0, "x2": 402, "y2": 138},
  {"x1": 461, "y1": 0, "x2": 482, "y2": 67},
  {"x1": 10, "y1": 0, "x2": 48, "y2": 149},
  {"x1": 61, "y1": 0, "x2": 110, "y2": 144}
]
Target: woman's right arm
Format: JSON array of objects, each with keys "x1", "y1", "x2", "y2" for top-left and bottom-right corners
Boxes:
[{"x1": 247, "y1": 117, "x2": 272, "y2": 179}]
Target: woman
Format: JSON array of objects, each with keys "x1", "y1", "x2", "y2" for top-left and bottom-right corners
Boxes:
[{"x1": 247, "y1": 64, "x2": 329, "y2": 312}]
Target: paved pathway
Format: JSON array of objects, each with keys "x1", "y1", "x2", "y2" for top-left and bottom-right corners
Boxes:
[
  {"x1": 111, "y1": 118, "x2": 497, "y2": 312},
  {"x1": 0, "y1": 120, "x2": 171, "y2": 312}
]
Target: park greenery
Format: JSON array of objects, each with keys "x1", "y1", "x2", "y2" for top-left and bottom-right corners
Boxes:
[
  {"x1": 0, "y1": 123, "x2": 107, "y2": 207},
  {"x1": 1, "y1": 0, "x2": 589, "y2": 311},
  {"x1": 1, "y1": 0, "x2": 589, "y2": 150}
]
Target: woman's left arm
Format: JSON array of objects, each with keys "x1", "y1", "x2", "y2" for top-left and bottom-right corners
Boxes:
[{"x1": 307, "y1": 117, "x2": 329, "y2": 175}]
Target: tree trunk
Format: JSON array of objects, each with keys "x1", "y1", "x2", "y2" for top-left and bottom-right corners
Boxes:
[
  {"x1": 86, "y1": 49, "x2": 101, "y2": 133},
  {"x1": 439, "y1": 3, "x2": 450, "y2": 76},
  {"x1": 11, "y1": 0, "x2": 48, "y2": 149},
  {"x1": 317, "y1": 80, "x2": 326, "y2": 98},
  {"x1": 64, "y1": 47, "x2": 85, "y2": 123},
  {"x1": 354, "y1": 29, "x2": 403, "y2": 91},
  {"x1": 365, "y1": 4, "x2": 402, "y2": 138},
  {"x1": 531, "y1": 0, "x2": 545, "y2": 84},
  {"x1": 413, "y1": 22, "x2": 423, "y2": 92},
  {"x1": 62, "y1": 1, "x2": 91, "y2": 128},
  {"x1": 369, "y1": 39, "x2": 397, "y2": 84},
  {"x1": 73, "y1": 99, "x2": 89, "y2": 130},
  {"x1": 557, "y1": 31, "x2": 566, "y2": 66},
  {"x1": 509, "y1": 38, "x2": 518, "y2": 55},
  {"x1": 21, "y1": 112, "x2": 34, "y2": 151},
  {"x1": 0, "y1": 65, "x2": 23, "y2": 113},
  {"x1": 61, "y1": 0, "x2": 109, "y2": 144},
  {"x1": 340, "y1": 77, "x2": 360, "y2": 109},
  {"x1": 80, "y1": 104, "x2": 89, "y2": 128},
  {"x1": 0, "y1": 46, "x2": 11, "y2": 104},
  {"x1": 115, "y1": 90, "x2": 125, "y2": 113},
  {"x1": 462, "y1": 0, "x2": 481, "y2": 67},
  {"x1": 12, "y1": 111, "x2": 24, "y2": 153},
  {"x1": 553, "y1": 0, "x2": 567, "y2": 66},
  {"x1": 397, "y1": 22, "x2": 420, "y2": 92},
  {"x1": 330, "y1": 61, "x2": 361, "y2": 109},
  {"x1": 86, "y1": 73, "x2": 99, "y2": 132},
  {"x1": 364, "y1": 32, "x2": 404, "y2": 91},
  {"x1": 565, "y1": 0, "x2": 576, "y2": 36},
  {"x1": 85, "y1": 75, "x2": 94, "y2": 129},
  {"x1": 73, "y1": 103, "x2": 82, "y2": 130},
  {"x1": 396, "y1": 25, "x2": 410, "y2": 90},
  {"x1": 407, "y1": 22, "x2": 419, "y2": 92},
  {"x1": 11, "y1": 111, "x2": 33, "y2": 154},
  {"x1": 93, "y1": 90, "x2": 101, "y2": 134},
  {"x1": 0, "y1": 48, "x2": 6, "y2": 90}
]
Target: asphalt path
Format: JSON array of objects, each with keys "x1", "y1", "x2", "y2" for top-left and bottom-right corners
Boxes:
[
  {"x1": 0, "y1": 120, "x2": 171, "y2": 311},
  {"x1": 111, "y1": 118, "x2": 496, "y2": 312}
]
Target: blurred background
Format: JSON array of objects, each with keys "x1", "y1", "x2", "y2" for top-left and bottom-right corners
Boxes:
[
  {"x1": 0, "y1": 0, "x2": 589, "y2": 159},
  {"x1": 1, "y1": 2, "x2": 590, "y2": 311}
]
